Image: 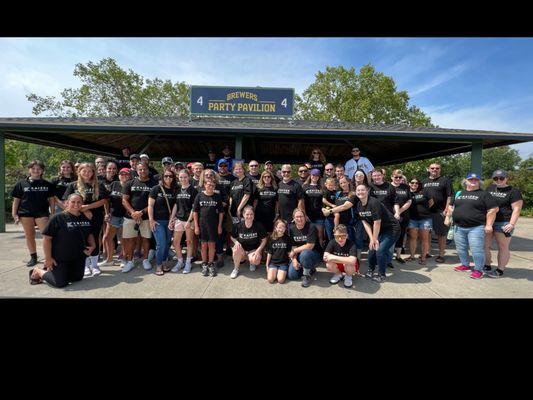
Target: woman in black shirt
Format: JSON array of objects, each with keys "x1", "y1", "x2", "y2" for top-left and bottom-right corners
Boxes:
[
  {"x1": 28, "y1": 193, "x2": 96, "y2": 287},
  {"x1": 308, "y1": 147, "x2": 326, "y2": 176},
  {"x1": 406, "y1": 178, "x2": 434, "y2": 265},
  {"x1": 230, "y1": 205, "x2": 268, "y2": 279},
  {"x1": 483, "y1": 170, "x2": 523, "y2": 278},
  {"x1": 303, "y1": 169, "x2": 325, "y2": 246},
  {"x1": 50, "y1": 160, "x2": 76, "y2": 214},
  {"x1": 11, "y1": 160, "x2": 54, "y2": 267},
  {"x1": 229, "y1": 162, "x2": 253, "y2": 224},
  {"x1": 253, "y1": 170, "x2": 279, "y2": 233},
  {"x1": 390, "y1": 169, "x2": 412, "y2": 264}
]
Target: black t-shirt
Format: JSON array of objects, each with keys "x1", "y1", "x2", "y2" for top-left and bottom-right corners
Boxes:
[
  {"x1": 409, "y1": 190, "x2": 433, "y2": 220},
  {"x1": 213, "y1": 183, "x2": 229, "y2": 206},
  {"x1": 193, "y1": 192, "x2": 224, "y2": 227},
  {"x1": 229, "y1": 176, "x2": 253, "y2": 215},
  {"x1": 149, "y1": 185, "x2": 176, "y2": 221},
  {"x1": 218, "y1": 173, "x2": 237, "y2": 197},
  {"x1": 247, "y1": 173, "x2": 261, "y2": 187},
  {"x1": 323, "y1": 189, "x2": 338, "y2": 208},
  {"x1": 335, "y1": 191, "x2": 357, "y2": 225},
  {"x1": 267, "y1": 235, "x2": 291, "y2": 265},
  {"x1": 325, "y1": 238, "x2": 357, "y2": 259},
  {"x1": 175, "y1": 185, "x2": 198, "y2": 221},
  {"x1": 303, "y1": 184, "x2": 324, "y2": 220},
  {"x1": 422, "y1": 176, "x2": 452, "y2": 211},
  {"x1": 117, "y1": 159, "x2": 131, "y2": 169},
  {"x1": 98, "y1": 175, "x2": 118, "y2": 192},
  {"x1": 451, "y1": 189, "x2": 499, "y2": 228},
  {"x1": 308, "y1": 161, "x2": 325, "y2": 176},
  {"x1": 288, "y1": 221, "x2": 321, "y2": 253},
  {"x1": 255, "y1": 186, "x2": 278, "y2": 217},
  {"x1": 369, "y1": 182, "x2": 398, "y2": 213},
  {"x1": 278, "y1": 180, "x2": 305, "y2": 221},
  {"x1": 42, "y1": 212, "x2": 92, "y2": 261},
  {"x1": 122, "y1": 177, "x2": 157, "y2": 220},
  {"x1": 392, "y1": 183, "x2": 411, "y2": 207},
  {"x1": 204, "y1": 160, "x2": 217, "y2": 171},
  {"x1": 11, "y1": 178, "x2": 54, "y2": 216},
  {"x1": 486, "y1": 184, "x2": 523, "y2": 222},
  {"x1": 50, "y1": 176, "x2": 74, "y2": 200},
  {"x1": 231, "y1": 220, "x2": 268, "y2": 251},
  {"x1": 63, "y1": 181, "x2": 109, "y2": 217},
  {"x1": 108, "y1": 181, "x2": 126, "y2": 218},
  {"x1": 356, "y1": 196, "x2": 400, "y2": 233}
]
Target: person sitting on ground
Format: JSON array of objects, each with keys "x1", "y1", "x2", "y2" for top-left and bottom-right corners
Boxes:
[{"x1": 29, "y1": 193, "x2": 96, "y2": 287}]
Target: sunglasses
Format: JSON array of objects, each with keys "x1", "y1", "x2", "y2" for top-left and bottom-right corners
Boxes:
[
  {"x1": 334, "y1": 235, "x2": 347, "y2": 239},
  {"x1": 312, "y1": 151, "x2": 320, "y2": 154},
  {"x1": 298, "y1": 170, "x2": 308, "y2": 173},
  {"x1": 325, "y1": 168, "x2": 333, "y2": 171},
  {"x1": 250, "y1": 165, "x2": 259, "y2": 167},
  {"x1": 282, "y1": 171, "x2": 291, "y2": 174},
  {"x1": 429, "y1": 167, "x2": 440, "y2": 170},
  {"x1": 393, "y1": 176, "x2": 402, "y2": 179},
  {"x1": 164, "y1": 175, "x2": 174, "y2": 178},
  {"x1": 263, "y1": 176, "x2": 272, "y2": 179},
  {"x1": 493, "y1": 176, "x2": 506, "y2": 181},
  {"x1": 410, "y1": 182, "x2": 419, "y2": 184}
]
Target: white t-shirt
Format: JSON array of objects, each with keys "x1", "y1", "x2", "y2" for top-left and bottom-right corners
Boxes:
[{"x1": 344, "y1": 157, "x2": 374, "y2": 179}]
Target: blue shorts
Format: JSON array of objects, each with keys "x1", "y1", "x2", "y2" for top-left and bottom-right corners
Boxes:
[
  {"x1": 310, "y1": 218, "x2": 325, "y2": 226},
  {"x1": 493, "y1": 221, "x2": 515, "y2": 237},
  {"x1": 268, "y1": 264, "x2": 289, "y2": 272},
  {"x1": 408, "y1": 218, "x2": 432, "y2": 230},
  {"x1": 110, "y1": 216, "x2": 124, "y2": 228}
]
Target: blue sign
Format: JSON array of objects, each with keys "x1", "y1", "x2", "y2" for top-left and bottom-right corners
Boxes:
[{"x1": 190, "y1": 86, "x2": 294, "y2": 117}]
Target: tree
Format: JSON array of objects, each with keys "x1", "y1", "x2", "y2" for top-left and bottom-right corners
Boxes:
[
  {"x1": 27, "y1": 58, "x2": 190, "y2": 117},
  {"x1": 295, "y1": 64, "x2": 434, "y2": 127}
]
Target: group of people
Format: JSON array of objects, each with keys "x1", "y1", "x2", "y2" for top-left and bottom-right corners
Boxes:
[{"x1": 11, "y1": 144, "x2": 523, "y2": 289}]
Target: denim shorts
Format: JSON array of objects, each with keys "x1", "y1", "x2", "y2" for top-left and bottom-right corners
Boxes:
[
  {"x1": 267, "y1": 264, "x2": 289, "y2": 272},
  {"x1": 493, "y1": 221, "x2": 515, "y2": 236},
  {"x1": 310, "y1": 218, "x2": 325, "y2": 226},
  {"x1": 109, "y1": 216, "x2": 124, "y2": 228},
  {"x1": 408, "y1": 218, "x2": 432, "y2": 230}
]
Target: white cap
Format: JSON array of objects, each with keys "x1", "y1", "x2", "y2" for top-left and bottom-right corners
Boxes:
[{"x1": 140, "y1": 154, "x2": 149, "y2": 159}]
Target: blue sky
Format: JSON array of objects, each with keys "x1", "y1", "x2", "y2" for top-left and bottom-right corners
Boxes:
[{"x1": 1, "y1": 37, "x2": 532, "y2": 158}]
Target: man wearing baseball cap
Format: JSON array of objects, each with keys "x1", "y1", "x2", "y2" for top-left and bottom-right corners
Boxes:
[
  {"x1": 344, "y1": 146, "x2": 374, "y2": 180},
  {"x1": 264, "y1": 161, "x2": 280, "y2": 184},
  {"x1": 216, "y1": 145, "x2": 235, "y2": 173},
  {"x1": 445, "y1": 172, "x2": 499, "y2": 279},
  {"x1": 139, "y1": 154, "x2": 159, "y2": 177},
  {"x1": 153, "y1": 157, "x2": 174, "y2": 182},
  {"x1": 129, "y1": 154, "x2": 140, "y2": 177}
]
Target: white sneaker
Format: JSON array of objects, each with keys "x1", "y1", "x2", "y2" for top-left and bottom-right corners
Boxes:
[
  {"x1": 142, "y1": 259, "x2": 152, "y2": 270},
  {"x1": 230, "y1": 268, "x2": 239, "y2": 279},
  {"x1": 92, "y1": 267, "x2": 102, "y2": 277},
  {"x1": 329, "y1": 273, "x2": 343, "y2": 284},
  {"x1": 147, "y1": 249, "x2": 156, "y2": 262},
  {"x1": 122, "y1": 261, "x2": 135, "y2": 273},
  {"x1": 97, "y1": 260, "x2": 114, "y2": 268},
  {"x1": 249, "y1": 264, "x2": 257, "y2": 272},
  {"x1": 171, "y1": 259, "x2": 184, "y2": 273},
  {"x1": 182, "y1": 260, "x2": 192, "y2": 274},
  {"x1": 344, "y1": 275, "x2": 353, "y2": 288},
  {"x1": 84, "y1": 266, "x2": 92, "y2": 276}
]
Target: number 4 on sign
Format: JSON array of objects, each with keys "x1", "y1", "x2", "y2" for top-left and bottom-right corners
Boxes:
[
  {"x1": 197, "y1": 96, "x2": 203, "y2": 106},
  {"x1": 281, "y1": 98, "x2": 287, "y2": 108}
]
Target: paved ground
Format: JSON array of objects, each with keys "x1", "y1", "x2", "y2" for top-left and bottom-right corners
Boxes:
[{"x1": 1, "y1": 220, "x2": 532, "y2": 298}]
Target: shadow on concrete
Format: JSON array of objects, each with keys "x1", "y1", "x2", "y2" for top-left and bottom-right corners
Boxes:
[
  {"x1": 63, "y1": 269, "x2": 143, "y2": 292},
  {"x1": 508, "y1": 236, "x2": 533, "y2": 253},
  {"x1": 502, "y1": 267, "x2": 533, "y2": 281}
]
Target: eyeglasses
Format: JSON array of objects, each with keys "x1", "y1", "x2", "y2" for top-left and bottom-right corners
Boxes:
[
  {"x1": 282, "y1": 171, "x2": 291, "y2": 174},
  {"x1": 493, "y1": 176, "x2": 506, "y2": 181}
]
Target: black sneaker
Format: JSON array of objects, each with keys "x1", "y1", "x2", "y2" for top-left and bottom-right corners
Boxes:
[
  {"x1": 483, "y1": 265, "x2": 492, "y2": 271},
  {"x1": 373, "y1": 274, "x2": 386, "y2": 283},
  {"x1": 395, "y1": 257, "x2": 406, "y2": 264},
  {"x1": 208, "y1": 263, "x2": 217, "y2": 277},
  {"x1": 365, "y1": 268, "x2": 376, "y2": 279},
  {"x1": 301, "y1": 274, "x2": 312, "y2": 288},
  {"x1": 26, "y1": 257, "x2": 38, "y2": 267},
  {"x1": 387, "y1": 262, "x2": 394, "y2": 269},
  {"x1": 201, "y1": 263, "x2": 209, "y2": 276}
]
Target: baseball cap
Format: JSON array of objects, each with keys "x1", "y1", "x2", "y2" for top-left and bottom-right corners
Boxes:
[
  {"x1": 186, "y1": 162, "x2": 194, "y2": 169},
  {"x1": 466, "y1": 172, "x2": 480, "y2": 180},
  {"x1": 140, "y1": 154, "x2": 149, "y2": 159},
  {"x1": 492, "y1": 169, "x2": 508, "y2": 178},
  {"x1": 174, "y1": 161, "x2": 184, "y2": 167},
  {"x1": 310, "y1": 169, "x2": 321, "y2": 176},
  {"x1": 162, "y1": 157, "x2": 173, "y2": 164},
  {"x1": 119, "y1": 168, "x2": 131, "y2": 175},
  {"x1": 129, "y1": 153, "x2": 140, "y2": 160},
  {"x1": 264, "y1": 160, "x2": 273, "y2": 165}
]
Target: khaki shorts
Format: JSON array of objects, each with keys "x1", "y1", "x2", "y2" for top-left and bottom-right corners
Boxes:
[{"x1": 123, "y1": 218, "x2": 152, "y2": 239}]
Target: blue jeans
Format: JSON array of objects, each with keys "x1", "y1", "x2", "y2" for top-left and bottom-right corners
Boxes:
[
  {"x1": 454, "y1": 225, "x2": 485, "y2": 271},
  {"x1": 368, "y1": 230, "x2": 400, "y2": 276},
  {"x1": 353, "y1": 219, "x2": 365, "y2": 250},
  {"x1": 153, "y1": 220, "x2": 171, "y2": 266},
  {"x1": 325, "y1": 216, "x2": 335, "y2": 242},
  {"x1": 287, "y1": 249, "x2": 321, "y2": 280}
]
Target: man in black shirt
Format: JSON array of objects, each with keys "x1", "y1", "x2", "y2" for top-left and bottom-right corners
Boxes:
[
  {"x1": 205, "y1": 149, "x2": 218, "y2": 171},
  {"x1": 117, "y1": 146, "x2": 132, "y2": 169},
  {"x1": 422, "y1": 163, "x2": 453, "y2": 263},
  {"x1": 277, "y1": 164, "x2": 305, "y2": 222}
]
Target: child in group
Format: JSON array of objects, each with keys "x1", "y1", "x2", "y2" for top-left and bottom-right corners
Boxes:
[
  {"x1": 265, "y1": 219, "x2": 291, "y2": 284},
  {"x1": 323, "y1": 224, "x2": 359, "y2": 288}
]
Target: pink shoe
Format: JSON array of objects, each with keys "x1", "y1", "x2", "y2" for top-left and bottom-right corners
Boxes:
[
  {"x1": 454, "y1": 265, "x2": 471, "y2": 272},
  {"x1": 470, "y1": 270, "x2": 483, "y2": 279}
]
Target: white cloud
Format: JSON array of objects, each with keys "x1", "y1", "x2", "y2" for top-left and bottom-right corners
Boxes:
[{"x1": 410, "y1": 62, "x2": 471, "y2": 96}]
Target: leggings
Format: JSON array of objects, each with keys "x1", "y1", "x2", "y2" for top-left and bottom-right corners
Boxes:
[
  {"x1": 90, "y1": 212, "x2": 104, "y2": 257},
  {"x1": 42, "y1": 256, "x2": 86, "y2": 288},
  {"x1": 395, "y1": 216, "x2": 409, "y2": 249}
]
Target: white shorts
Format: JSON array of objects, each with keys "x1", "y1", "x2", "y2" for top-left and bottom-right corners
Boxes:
[
  {"x1": 122, "y1": 218, "x2": 152, "y2": 239},
  {"x1": 174, "y1": 219, "x2": 191, "y2": 232}
]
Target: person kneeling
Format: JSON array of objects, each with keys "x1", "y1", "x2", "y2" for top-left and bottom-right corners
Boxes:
[
  {"x1": 29, "y1": 194, "x2": 96, "y2": 287},
  {"x1": 323, "y1": 224, "x2": 359, "y2": 288}
]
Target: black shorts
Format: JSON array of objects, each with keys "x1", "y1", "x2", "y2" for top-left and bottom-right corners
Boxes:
[
  {"x1": 18, "y1": 211, "x2": 50, "y2": 219},
  {"x1": 431, "y1": 211, "x2": 449, "y2": 236},
  {"x1": 199, "y1": 223, "x2": 218, "y2": 243}
]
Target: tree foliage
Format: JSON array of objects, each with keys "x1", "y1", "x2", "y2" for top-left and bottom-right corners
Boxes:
[{"x1": 295, "y1": 64, "x2": 433, "y2": 127}]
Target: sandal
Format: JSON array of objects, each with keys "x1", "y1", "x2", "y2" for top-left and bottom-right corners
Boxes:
[
  {"x1": 395, "y1": 256, "x2": 406, "y2": 264},
  {"x1": 155, "y1": 267, "x2": 164, "y2": 276},
  {"x1": 435, "y1": 256, "x2": 445, "y2": 263},
  {"x1": 162, "y1": 264, "x2": 171, "y2": 273},
  {"x1": 404, "y1": 256, "x2": 416, "y2": 262},
  {"x1": 419, "y1": 258, "x2": 426, "y2": 265}
]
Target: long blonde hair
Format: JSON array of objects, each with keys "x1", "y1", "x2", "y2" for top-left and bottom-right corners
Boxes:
[
  {"x1": 76, "y1": 162, "x2": 99, "y2": 202},
  {"x1": 257, "y1": 170, "x2": 278, "y2": 190}
]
